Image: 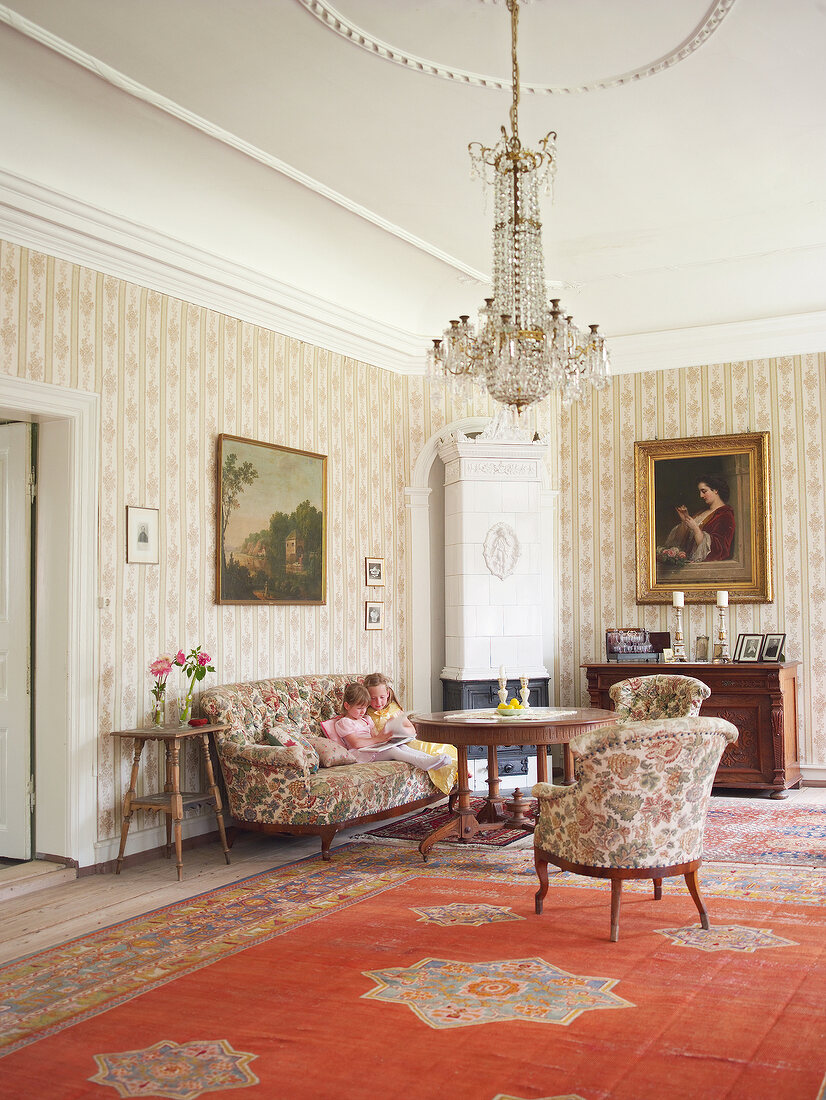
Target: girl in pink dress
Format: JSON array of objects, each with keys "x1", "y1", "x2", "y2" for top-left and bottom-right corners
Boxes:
[{"x1": 332, "y1": 683, "x2": 449, "y2": 772}]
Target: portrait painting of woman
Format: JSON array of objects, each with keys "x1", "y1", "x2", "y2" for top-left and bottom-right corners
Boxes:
[
  {"x1": 634, "y1": 432, "x2": 773, "y2": 604},
  {"x1": 662, "y1": 475, "x2": 735, "y2": 563}
]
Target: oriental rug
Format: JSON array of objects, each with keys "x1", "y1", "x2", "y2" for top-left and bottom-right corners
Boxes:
[
  {"x1": 1, "y1": 845, "x2": 825, "y2": 1100},
  {"x1": 356, "y1": 796, "x2": 826, "y2": 866}
]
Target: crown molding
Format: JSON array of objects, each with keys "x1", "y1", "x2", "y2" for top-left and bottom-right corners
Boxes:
[
  {"x1": 609, "y1": 315, "x2": 826, "y2": 374},
  {"x1": 2, "y1": 170, "x2": 824, "y2": 381},
  {"x1": 0, "y1": 169, "x2": 427, "y2": 373},
  {"x1": 0, "y1": 3, "x2": 486, "y2": 289}
]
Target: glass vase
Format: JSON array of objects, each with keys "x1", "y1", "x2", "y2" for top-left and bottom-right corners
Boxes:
[
  {"x1": 150, "y1": 698, "x2": 164, "y2": 727},
  {"x1": 178, "y1": 695, "x2": 193, "y2": 724}
]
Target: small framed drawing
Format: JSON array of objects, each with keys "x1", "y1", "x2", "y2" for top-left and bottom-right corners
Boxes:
[
  {"x1": 761, "y1": 632, "x2": 786, "y2": 661},
  {"x1": 365, "y1": 601, "x2": 383, "y2": 630},
  {"x1": 737, "y1": 633, "x2": 764, "y2": 662},
  {"x1": 365, "y1": 557, "x2": 385, "y2": 586},
  {"x1": 732, "y1": 634, "x2": 745, "y2": 662},
  {"x1": 660, "y1": 647, "x2": 674, "y2": 663},
  {"x1": 126, "y1": 506, "x2": 159, "y2": 564}
]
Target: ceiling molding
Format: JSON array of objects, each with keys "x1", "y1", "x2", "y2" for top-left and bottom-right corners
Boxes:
[
  {"x1": 609, "y1": 315, "x2": 826, "y2": 374},
  {"x1": 0, "y1": 3, "x2": 487, "y2": 287},
  {"x1": 294, "y1": 0, "x2": 737, "y2": 95},
  {"x1": 0, "y1": 170, "x2": 426, "y2": 373},
  {"x1": 2, "y1": 170, "x2": 823, "y2": 381}
]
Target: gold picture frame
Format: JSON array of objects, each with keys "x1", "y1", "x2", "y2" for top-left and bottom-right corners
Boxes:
[
  {"x1": 634, "y1": 431, "x2": 773, "y2": 604},
  {"x1": 217, "y1": 434, "x2": 326, "y2": 605}
]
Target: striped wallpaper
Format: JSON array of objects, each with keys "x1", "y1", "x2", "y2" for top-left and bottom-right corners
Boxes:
[{"x1": 1, "y1": 239, "x2": 823, "y2": 847}]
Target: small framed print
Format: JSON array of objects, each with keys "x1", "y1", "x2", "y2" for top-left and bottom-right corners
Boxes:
[
  {"x1": 761, "y1": 632, "x2": 786, "y2": 661},
  {"x1": 732, "y1": 633, "x2": 745, "y2": 662},
  {"x1": 737, "y1": 633, "x2": 764, "y2": 662},
  {"x1": 365, "y1": 557, "x2": 385, "y2": 586},
  {"x1": 365, "y1": 601, "x2": 383, "y2": 630},
  {"x1": 660, "y1": 647, "x2": 674, "y2": 663},
  {"x1": 126, "y1": 506, "x2": 159, "y2": 564}
]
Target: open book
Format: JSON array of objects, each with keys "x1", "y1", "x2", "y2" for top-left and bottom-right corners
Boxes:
[{"x1": 376, "y1": 714, "x2": 414, "y2": 747}]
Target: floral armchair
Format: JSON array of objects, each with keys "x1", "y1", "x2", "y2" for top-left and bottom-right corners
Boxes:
[
  {"x1": 608, "y1": 674, "x2": 711, "y2": 720},
  {"x1": 532, "y1": 715, "x2": 738, "y2": 941}
]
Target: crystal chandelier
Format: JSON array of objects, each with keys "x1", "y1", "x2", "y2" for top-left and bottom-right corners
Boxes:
[{"x1": 428, "y1": 0, "x2": 610, "y2": 413}]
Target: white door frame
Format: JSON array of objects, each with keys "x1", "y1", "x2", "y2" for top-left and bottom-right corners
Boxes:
[{"x1": 0, "y1": 376, "x2": 99, "y2": 868}]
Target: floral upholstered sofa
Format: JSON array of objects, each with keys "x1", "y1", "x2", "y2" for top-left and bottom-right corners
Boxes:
[{"x1": 199, "y1": 673, "x2": 444, "y2": 859}]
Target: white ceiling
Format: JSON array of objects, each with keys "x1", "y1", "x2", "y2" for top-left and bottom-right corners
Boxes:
[{"x1": 1, "y1": 0, "x2": 826, "y2": 373}]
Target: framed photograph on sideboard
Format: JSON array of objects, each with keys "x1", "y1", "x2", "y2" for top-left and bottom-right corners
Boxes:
[
  {"x1": 761, "y1": 632, "x2": 786, "y2": 661},
  {"x1": 736, "y1": 634, "x2": 764, "y2": 662}
]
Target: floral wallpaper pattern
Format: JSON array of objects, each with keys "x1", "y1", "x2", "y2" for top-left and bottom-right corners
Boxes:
[{"x1": 1, "y1": 238, "x2": 823, "y2": 849}]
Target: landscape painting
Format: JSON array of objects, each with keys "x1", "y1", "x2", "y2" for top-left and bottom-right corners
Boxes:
[{"x1": 217, "y1": 434, "x2": 326, "y2": 605}]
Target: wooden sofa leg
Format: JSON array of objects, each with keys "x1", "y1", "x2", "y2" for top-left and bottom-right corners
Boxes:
[
  {"x1": 653, "y1": 877, "x2": 663, "y2": 900},
  {"x1": 319, "y1": 827, "x2": 338, "y2": 861}
]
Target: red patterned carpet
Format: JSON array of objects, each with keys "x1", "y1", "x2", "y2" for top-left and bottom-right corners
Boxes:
[
  {"x1": 359, "y1": 795, "x2": 826, "y2": 866},
  {"x1": 1, "y1": 845, "x2": 825, "y2": 1099}
]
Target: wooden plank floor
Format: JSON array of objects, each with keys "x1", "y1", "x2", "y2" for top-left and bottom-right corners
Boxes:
[{"x1": 1, "y1": 786, "x2": 823, "y2": 966}]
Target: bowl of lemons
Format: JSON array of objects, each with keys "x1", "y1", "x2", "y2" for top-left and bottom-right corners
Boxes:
[{"x1": 496, "y1": 699, "x2": 524, "y2": 719}]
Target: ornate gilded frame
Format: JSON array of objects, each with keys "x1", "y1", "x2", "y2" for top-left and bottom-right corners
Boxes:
[{"x1": 635, "y1": 431, "x2": 773, "y2": 604}]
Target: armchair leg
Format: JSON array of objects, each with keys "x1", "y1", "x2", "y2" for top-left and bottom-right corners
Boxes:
[
  {"x1": 684, "y1": 867, "x2": 710, "y2": 929},
  {"x1": 534, "y1": 854, "x2": 549, "y2": 914},
  {"x1": 319, "y1": 827, "x2": 338, "y2": 861},
  {"x1": 610, "y1": 878, "x2": 623, "y2": 942},
  {"x1": 653, "y1": 877, "x2": 663, "y2": 900}
]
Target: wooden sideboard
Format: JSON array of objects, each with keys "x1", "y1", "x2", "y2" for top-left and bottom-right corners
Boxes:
[{"x1": 582, "y1": 662, "x2": 802, "y2": 798}]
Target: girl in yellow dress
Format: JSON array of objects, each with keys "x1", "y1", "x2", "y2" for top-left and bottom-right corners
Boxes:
[{"x1": 363, "y1": 672, "x2": 458, "y2": 797}]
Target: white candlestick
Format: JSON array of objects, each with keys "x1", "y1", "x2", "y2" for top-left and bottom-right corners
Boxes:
[
  {"x1": 498, "y1": 665, "x2": 506, "y2": 682},
  {"x1": 672, "y1": 590, "x2": 684, "y2": 608},
  {"x1": 716, "y1": 590, "x2": 728, "y2": 607}
]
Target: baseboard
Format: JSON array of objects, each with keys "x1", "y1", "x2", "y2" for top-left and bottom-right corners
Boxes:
[
  {"x1": 82, "y1": 827, "x2": 224, "y2": 877},
  {"x1": 800, "y1": 765, "x2": 826, "y2": 786}
]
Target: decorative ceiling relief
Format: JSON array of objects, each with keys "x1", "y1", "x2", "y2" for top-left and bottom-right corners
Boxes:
[
  {"x1": 483, "y1": 522, "x2": 521, "y2": 580},
  {"x1": 295, "y1": 0, "x2": 738, "y2": 95}
]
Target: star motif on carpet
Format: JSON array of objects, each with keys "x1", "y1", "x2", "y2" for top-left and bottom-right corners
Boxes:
[
  {"x1": 362, "y1": 957, "x2": 634, "y2": 1029},
  {"x1": 654, "y1": 925, "x2": 798, "y2": 952},
  {"x1": 410, "y1": 903, "x2": 524, "y2": 926},
  {"x1": 89, "y1": 1039, "x2": 258, "y2": 1099}
]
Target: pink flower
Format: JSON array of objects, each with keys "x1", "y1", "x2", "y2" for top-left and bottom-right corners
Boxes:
[
  {"x1": 149, "y1": 656, "x2": 173, "y2": 679},
  {"x1": 175, "y1": 650, "x2": 186, "y2": 666},
  {"x1": 198, "y1": 652, "x2": 211, "y2": 666}
]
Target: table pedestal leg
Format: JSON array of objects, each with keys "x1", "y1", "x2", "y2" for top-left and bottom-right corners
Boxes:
[
  {"x1": 562, "y1": 744, "x2": 575, "y2": 785},
  {"x1": 201, "y1": 732, "x2": 231, "y2": 864},
  {"x1": 536, "y1": 745, "x2": 548, "y2": 783},
  {"x1": 419, "y1": 746, "x2": 506, "y2": 861},
  {"x1": 116, "y1": 738, "x2": 146, "y2": 874},
  {"x1": 476, "y1": 745, "x2": 505, "y2": 823},
  {"x1": 164, "y1": 743, "x2": 173, "y2": 857}
]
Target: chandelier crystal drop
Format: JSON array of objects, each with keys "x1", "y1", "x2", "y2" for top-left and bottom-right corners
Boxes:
[{"x1": 427, "y1": 0, "x2": 610, "y2": 413}]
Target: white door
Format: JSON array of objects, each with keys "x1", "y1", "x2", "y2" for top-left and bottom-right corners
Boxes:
[{"x1": 0, "y1": 423, "x2": 32, "y2": 860}]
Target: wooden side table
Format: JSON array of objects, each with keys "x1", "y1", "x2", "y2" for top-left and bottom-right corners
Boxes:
[{"x1": 110, "y1": 722, "x2": 232, "y2": 879}]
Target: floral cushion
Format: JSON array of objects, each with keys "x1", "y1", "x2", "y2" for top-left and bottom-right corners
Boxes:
[
  {"x1": 304, "y1": 734, "x2": 356, "y2": 768},
  {"x1": 532, "y1": 716, "x2": 738, "y2": 870},
  {"x1": 200, "y1": 674, "x2": 440, "y2": 827},
  {"x1": 608, "y1": 675, "x2": 711, "y2": 720}
]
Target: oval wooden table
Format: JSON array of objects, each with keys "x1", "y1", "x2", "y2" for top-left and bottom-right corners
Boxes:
[{"x1": 411, "y1": 708, "x2": 617, "y2": 860}]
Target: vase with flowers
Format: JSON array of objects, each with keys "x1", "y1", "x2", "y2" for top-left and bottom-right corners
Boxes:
[
  {"x1": 174, "y1": 645, "x2": 216, "y2": 724},
  {"x1": 148, "y1": 655, "x2": 173, "y2": 726}
]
